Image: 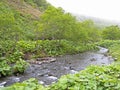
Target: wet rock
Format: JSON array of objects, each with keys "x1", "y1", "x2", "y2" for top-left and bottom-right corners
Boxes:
[
  {"x1": 64, "y1": 67, "x2": 70, "y2": 70},
  {"x1": 52, "y1": 81, "x2": 56, "y2": 84},
  {"x1": 44, "y1": 74, "x2": 49, "y2": 77},
  {"x1": 5, "y1": 77, "x2": 20, "y2": 86},
  {"x1": 42, "y1": 66, "x2": 47, "y2": 69},
  {"x1": 101, "y1": 62, "x2": 105, "y2": 64},
  {"x1": 90, "y1": 58, "x2": 96, "y2": 61},
  {"x1": 68, "y1": 62, "x2": 72, "y2": 64},
  {"x1": 47, "y1": 76, "x2": 58, "y2": 80},
  {"x1": 39, "y1": 81, "x2": 44, "y2": 85},
  {"x1": 10, "y1": 77, "x2": 20, "y2": 82},
  {"x1": 108, "y1": 56, "x2": 112, "y2": 59},
  {"x1": 37, "y1": 72, "x2": 48, "y2": 77},
  {"x1": 114, "y1": 58, "x2": 118, "y2": 61},
  {"x1": 0, "y1": 82, "x2": 6, "y2": 87},
  {"x1": 70, "y1": 70, "x2": 78, "y2": 74},
  {"x1": 70, "y1": 66, "x2": 75, "y2": 70},
  {"x1": 103, "y1": 53, "x2": 108, "y2": 56},
  {"x1": 48, "y1": 73, "x2": 54, "y2": 76}
]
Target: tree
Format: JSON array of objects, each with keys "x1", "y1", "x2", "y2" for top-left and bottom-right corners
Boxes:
[
  {"x1": 35, "y1": 6, "x2": 101, "y2": 44},
  {"x1": 77, "y1": 20, "x2": 101, "y2": 43},
  {"x1": 102, "y1": 25, "x2": 120, "y2": 40},
  {"x1": 35, "y1": 6, "x2": 77, "y2": 40}
]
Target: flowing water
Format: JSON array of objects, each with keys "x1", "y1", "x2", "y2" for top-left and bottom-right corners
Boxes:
[{"x1": 0, "y1": 47, "x2": 114, "y2": 87}]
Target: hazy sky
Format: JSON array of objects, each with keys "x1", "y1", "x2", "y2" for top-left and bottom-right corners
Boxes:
[{"x1": 46, "y1": 0, "x2": 120, "y2": 22}]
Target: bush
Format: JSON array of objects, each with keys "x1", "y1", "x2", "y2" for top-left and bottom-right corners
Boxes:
[
  {"x1": 0, "y1": 60, "x2": 11, "y2": 77},
  {"x1": 0, "y1": 50, "x2": 29, "y2": 76},
  {"x1": 0, "y1": 40, "x2": 15, "y2": 57},
  {"x1": 13, "y1": 59, "x2": 29, "y2": 74},
  {"x1": 102, "y1": 25, "x2": 120, "y2": 40},
  {"x1": 96, "y1": 40, "x2": 120, "y2": 48},
  {"x1": 8, "y1": 50, "x2": 24, "y2": 63},
  {"x1": 16, "y1": 41, "x2": 36, "y2": 53},
  {"x1": 0, "y1": 40, "x2": 98, "y2": 59},
  {"x1": 109, "y1": 44, "x2": 120, "y2": 61}
]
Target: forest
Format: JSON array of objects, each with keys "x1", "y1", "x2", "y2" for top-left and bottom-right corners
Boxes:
[{"x1": 0, "y1": 0, "x2": 120, "y2": 90}]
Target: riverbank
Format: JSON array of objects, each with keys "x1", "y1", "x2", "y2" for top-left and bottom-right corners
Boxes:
[{"x1": 0, "y1": 47, "x2": 114, "y2": 87}]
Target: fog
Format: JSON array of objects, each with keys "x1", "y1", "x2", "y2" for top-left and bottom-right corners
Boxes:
[{"x1": 47, "y1": 0, "x2": 120, "y2": 22}]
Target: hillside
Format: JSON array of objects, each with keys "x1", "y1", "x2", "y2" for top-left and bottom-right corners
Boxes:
[
  {"x1": 6, "y1": 0, "x2": 41, "y2": 19},
  {"x1": 73, "y1": 14, "x2": 120, "y2": 28},
  {"x1": 0, "y1": 0, "x2": 50, "y2": 41}
]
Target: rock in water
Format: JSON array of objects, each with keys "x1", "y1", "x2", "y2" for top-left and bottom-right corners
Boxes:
[
  {"x1": 39, "y1": 81, "x2": 44, "y2": 85},
  {"x1": 5, "y1": 77, "x2": 20, "y2": 86},
  {"x1": 70, "y1": 70, "x2": 78, "y2": 74},
  {"x1": 47, "y1": 76, "x2": 58, "y2": 80},
  {"x1": 90, "y1": 58, "x2": 96, "y2": 61},
  {"x1": 0, "y1": 82, "x2": 6, "y2": 87}
]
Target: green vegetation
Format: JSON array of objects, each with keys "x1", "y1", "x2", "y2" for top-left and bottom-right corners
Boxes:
[
  {"x1": 109, "y1": 44, "x2": 120, "y2": 61},
  {"x1": 97, "y1": 40, "x2": 120, "y2": 61},
  {"x1": 1, "y1": 0, "x2": 120, "y2": 90},
  {"x1": 0, "y1": 0, "x2": 101, "y2": 77},
  {"x1": 0, "y1": 50, "x2": 29, "y2": 76},
  {"x1": 0, "y1": 78, "x2": 46, "y2": 90},
  {"x1": 24, "y1": 0, "x2": 50, "y2": 11},
  {"x1": 35, "y1": 6, "x2": 101, "y2": 43},
  {"x1": 102, "y1": 25, "x2": 120, "y2": 40},
  {"x1": 0, "y1": 60, "x2": 11, "y2": 76},
  {"x1": 0, "y1": 1, "x2": 36, "y2": 41},
  {"x1": 48, "y1": 64, "x2": 120, "y2": 90}
]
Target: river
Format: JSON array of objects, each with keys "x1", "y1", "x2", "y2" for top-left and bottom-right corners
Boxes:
[{"x1": 0, "y1": 47, "x2": 114, "y2": 87}]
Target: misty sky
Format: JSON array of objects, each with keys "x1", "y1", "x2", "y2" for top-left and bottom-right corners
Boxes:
[{"x1": 46, "y1": 0, "x2": 120, "y2": 22}]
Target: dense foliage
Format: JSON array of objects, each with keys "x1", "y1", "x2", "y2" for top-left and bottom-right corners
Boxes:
[
  {"x1": 0, "y1": 40, "x2": 98, "y2": 59},
  {"x1": 35, "y1": 6, "x2": 101, "y2": 43},
  {"x1": 102, "y1": 25, "x2": 120, "y2": 40},
  {"x1": 24, "y1": 0, "x2": 50, "y2": 11},
  {"x1": 1, "y1": 0, "x2": 120, "y2": 90},
  {"x1": 0, "y1": 50, "x2": 29, "y2": 76},
  {"x1": 0, "y1": 0, "x2": 101, "y2": 77}
]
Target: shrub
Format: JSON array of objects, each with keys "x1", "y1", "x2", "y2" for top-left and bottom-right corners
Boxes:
[
  {"x1": 8, "y1": 50, "x2": 24, "y2": 63},
  {"x1": 0, "y1": 60, "x2": 11, "y2": 77},
  {"x1": 13, "y1": 59, "x2": 29, "y2": 74},
  {"x1": 96, "y1": 40, "x2": 120, "y2": 48}
]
